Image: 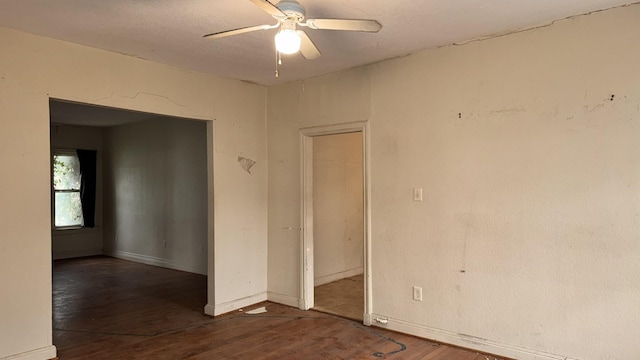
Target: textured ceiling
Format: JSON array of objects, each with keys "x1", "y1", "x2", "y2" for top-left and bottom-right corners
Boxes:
[{"x1": 0, "y1": 0, "x2": 637, "y2": 86}]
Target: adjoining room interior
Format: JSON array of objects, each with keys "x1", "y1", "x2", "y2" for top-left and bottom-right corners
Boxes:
[
  {"x1": 49, "y1": 100, "x2": 210, "y2": 355},
  {"x1": 50, "y1": 99, "x2": 208, "y2": 274},
  {"x1": 311, "y1": 132, "x2": 365, "y2": 321}
]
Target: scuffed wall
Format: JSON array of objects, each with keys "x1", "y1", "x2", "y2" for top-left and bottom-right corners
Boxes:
[{"x1": 267, "y1": 5, "x2": 640, "y2": 360}]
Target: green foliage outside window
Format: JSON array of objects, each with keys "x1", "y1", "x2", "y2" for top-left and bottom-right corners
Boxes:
[{"x1": 53, "y1": 154, "x2": 84, "y2": 227}]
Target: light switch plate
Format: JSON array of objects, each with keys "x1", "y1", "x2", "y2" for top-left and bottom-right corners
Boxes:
[
  {"x1": 413, "y1": 188, "x2": 423, "y2": 201},
  {"x1": 413, "y1": 286, "x2": 423, "y2": 301}
]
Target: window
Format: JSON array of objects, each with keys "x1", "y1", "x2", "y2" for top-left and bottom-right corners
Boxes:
[{"x1": 53, "y1": 151, "x2": 84, "y2": 228}]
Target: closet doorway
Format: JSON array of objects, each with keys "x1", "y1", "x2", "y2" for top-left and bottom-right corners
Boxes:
[{"x1": 300, "y1": 122, "x2": 371, "y2": 324}]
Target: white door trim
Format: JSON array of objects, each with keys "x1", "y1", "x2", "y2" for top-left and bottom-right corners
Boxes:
[{"x1": 299, "y1": 121, "x2": 372, "y2": 325}]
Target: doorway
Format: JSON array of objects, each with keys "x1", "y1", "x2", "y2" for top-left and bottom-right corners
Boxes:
[
  {"x1": 300, "y1": 122, "x2": 372, "y2": 324},
  {"x1": 49, "y1": 98, "x2": 215, "y2": 348},
  {"x1": 49, "y1": 99, "x2": 211, "y2": 274}
]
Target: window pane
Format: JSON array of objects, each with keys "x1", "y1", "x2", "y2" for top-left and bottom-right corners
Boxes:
[
  {"x1": 53, "y1": 154, "x2": 81, "y2": 190},
  {"x1": 55, "y1": 192, "x2": 84, "y2": 227}
]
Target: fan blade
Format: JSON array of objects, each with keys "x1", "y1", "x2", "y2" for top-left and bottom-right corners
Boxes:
[
  {"x1": 297, "y1": 31, "x2": 321, "y2": 60},
  {"x1": 249, "y1": 0, "x2": 286, "y2": 18},
  {"x1": 305, "y1": 19, "x2": 382, "y2": 32},
  {"x1": 203, "y1": 24, "x2": 273, "y2": 39}
]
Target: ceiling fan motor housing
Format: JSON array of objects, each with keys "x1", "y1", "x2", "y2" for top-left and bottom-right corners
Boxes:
[{"x1": 275, "y1": 0, "x2": 306, "y2": 21}]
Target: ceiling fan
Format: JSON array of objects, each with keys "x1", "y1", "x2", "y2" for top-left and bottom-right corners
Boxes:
[{"x1": 203, "y1": 0, "x2": 382, "y2": 61}]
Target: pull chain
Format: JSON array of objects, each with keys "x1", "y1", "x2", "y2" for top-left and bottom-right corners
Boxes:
[{"x1": 274, "y1": 48, "x2": 280, "y2": 78}]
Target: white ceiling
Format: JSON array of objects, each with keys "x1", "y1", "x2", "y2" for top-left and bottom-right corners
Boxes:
[{"x1": 0, "y1": 0, "x2": 636, "y2": 86}]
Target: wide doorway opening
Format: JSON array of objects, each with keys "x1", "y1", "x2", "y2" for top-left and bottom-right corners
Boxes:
[{"x1": 49, "y1": 99, "x2": 213, "y2": 355}]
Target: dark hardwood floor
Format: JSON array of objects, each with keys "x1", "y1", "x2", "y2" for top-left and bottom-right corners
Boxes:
[
  {"x1": 314, "y1": 274, "x2": 364, "y2": 321},
  {"x1": 53, "y1": 256, "x2": 507, "y2": 359}
]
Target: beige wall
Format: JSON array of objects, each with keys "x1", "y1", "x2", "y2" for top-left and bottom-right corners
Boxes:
[
  {"x1": 313, "y1": 133, "x2": 364, "y2": 285},
  {"x1": 3, "y1": 4, "x2": 640, "y2": 360},
  {"x1": 267, "y1": 5, "x2": 640, "y2": 360},
  {"x1": 50, "y1": 124, "x2": 104, "y2": 260},
  {"x1": 267, "y1": 68, "x2": 372, "y2": 306},
  {"x1": 0, "y1": 26, "x2": 267, "y2": 359},
  {"x1": 103, "y1": 117, "x2": 208, "y2": 275}
]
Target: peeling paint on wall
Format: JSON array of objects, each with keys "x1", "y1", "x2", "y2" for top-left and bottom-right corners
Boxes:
[
  {"x1": 489, "y1": 107, "x2": 526, "y2": 115},
  {"x1": 238, "y1": 156, "x2": 257, "y2": 174}
]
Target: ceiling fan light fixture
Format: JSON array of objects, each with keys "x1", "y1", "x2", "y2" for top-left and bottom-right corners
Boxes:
[
  {"x1": 204, "y1": 0, "x2": 383, "y2": 67},
  {"x1": 275, "y1": 28, "x2": 301, "y2": 54}
]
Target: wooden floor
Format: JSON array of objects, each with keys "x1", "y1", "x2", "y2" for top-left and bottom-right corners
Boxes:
[
  {"x1": 53, "y1": 256, "x2": 507, "y2": 359},
  {"x1": 314, "y1": 274, "x2": 364, "y2": 321}
]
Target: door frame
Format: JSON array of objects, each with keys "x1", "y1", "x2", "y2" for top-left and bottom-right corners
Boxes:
[{"x1": 299, "y1": 121, "x2": 373, "y2": 325}]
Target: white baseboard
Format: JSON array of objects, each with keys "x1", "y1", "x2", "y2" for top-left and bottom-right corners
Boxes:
[
  {"x1": 106, "y1": 250, "x2": 206, "y2": 275},
  {"x1": 1, "y1": 346, "x2": 57, "y2": 360},
  {"x1": 204, "y1": 303, "x2": 215, "y2": 316},
  {"x1": 212, "y1": 292, "x2": 268, "y2": 316},
  {"x1": 363, "y1": 312, "x2": 373, "y2": 326},
  {"x1": 267, "y1": 291, "x2": 300, "y2": 308},
  {"x1": 314, "y1": 267, "x2": 363, "y2": 286},
  {"x1": 52, "y1": 248, "x2": 102, "y2": 260},
  {"x1": 371, "y1": 315, "x2": 575, "y2": 360}
]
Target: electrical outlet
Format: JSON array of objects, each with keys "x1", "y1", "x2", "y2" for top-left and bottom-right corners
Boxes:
[{"x1": 413, "y1": 286, "x2": 423, "y2": 301}]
